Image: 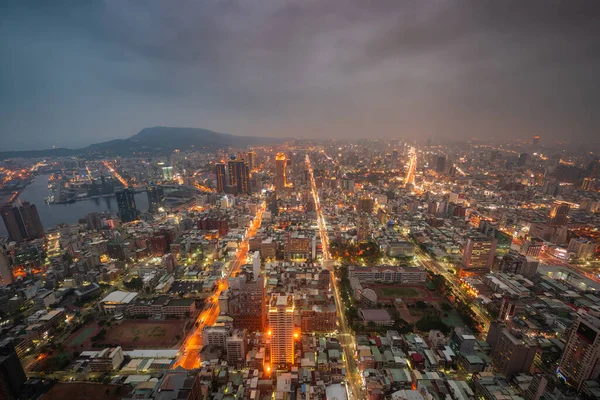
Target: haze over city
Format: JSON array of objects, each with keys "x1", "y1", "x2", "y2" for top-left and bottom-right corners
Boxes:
[
  {"x1": 3, "y1": 2, "x2": 600, "y2": 400},
  {"x1": 2, "y1": 0, "x2": 600, "y2": 150}
]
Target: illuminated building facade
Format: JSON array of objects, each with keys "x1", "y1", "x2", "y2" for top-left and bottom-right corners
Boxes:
[
  {"x1": 548, "y1": 201, "x2": 570, "y2": 226},
  {"x1": 269, "y1": 293, "x2": 295, "y2": 367},
  {"x1": 558, "y1": 314, "x2": 600, "y2": 389},
  {"x1": 275, "y1": 153, "x2": 287, "y2": 191},
  {"x1": 462, "y1": 234, "x2": 497, "y2": 271},
  {"x1": 246, "y1": 151, "x2": 256, "y2": 171},
  {"x1": 215, "y1": 162, "x2": 227, "y2": 193},
  {"x1": 228, "y1": 156, "x2": 250, "y2": 195}
]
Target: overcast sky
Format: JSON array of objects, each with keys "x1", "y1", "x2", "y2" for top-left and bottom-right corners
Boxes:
[{"x1": 1, "y1": 0, "x2": 599, "y2": 150}]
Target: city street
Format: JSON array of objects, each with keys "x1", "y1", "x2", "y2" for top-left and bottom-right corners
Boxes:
[{"x1": 306, "y1": 154, "x2": 364, "y2": 400}]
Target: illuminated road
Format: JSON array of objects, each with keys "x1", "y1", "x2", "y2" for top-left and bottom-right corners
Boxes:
[
  {"x1": 306, "y1": 154, "x2": 364, "y2": 400},
  {"x1": 539, "y1": 251, "x2": 600, "y2": 284},
  {"x1": 403, "y1": 147, "x2": 417, "y2": 188},
  {"x1": 102, "y1": 161, "x2": 129, "y2": 187},
  {"x1": 414, "y1": 247, "x2": 490, "y2": 333},
  {"x1": 175, "y1": 202, "x2": 265, "y2": 369}
]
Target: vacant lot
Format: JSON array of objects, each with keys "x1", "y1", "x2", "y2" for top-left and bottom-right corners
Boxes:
[{"x1": 102, "y1": 320, "x2": 184, "y2": 348}]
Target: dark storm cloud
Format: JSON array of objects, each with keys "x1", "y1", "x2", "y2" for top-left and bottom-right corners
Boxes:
[{"x1": 1, "y1": 0, "x2": 599, "y2": 150}]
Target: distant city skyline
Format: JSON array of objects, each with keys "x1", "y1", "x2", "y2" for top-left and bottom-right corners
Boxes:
[{"x1": 1, "y1": 1, "x2": 599, "y2": 151}]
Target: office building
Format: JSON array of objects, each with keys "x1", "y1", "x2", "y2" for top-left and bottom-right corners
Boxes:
[
  {"x1": 116, "y1": 188, "x2": 139, "y2": 223},
  {"x1": 436, "y1": 155, "x2": 446, "y2": 173},
  {"x1": 275, "y1": 153, "x2": 287, "y2": 191},
  {"x1": 147, "y1": 184, "x2": 165, "y2": 213},
  {"x1": 267, "y1": 191, "x2": 279, "y2": 216},
  {"x1": 487, "y1": 323, "x2": 536, "y2": 378},
  {"x1": 517, "y1": 152, "x2": 528, "y2": 167},
  {"x1": 533, "y1": 135, "x2": 540, "y2": 145},
  {"x1": 547, "y1": 201, "x2": 570, "y2": 227},
  {"x1": 246, "y1": 151, "x2": 256, "y2": 170},
  {"x1": 462, "y1": 234, "x2": 497, "y2": 271},
  {"x1": 202, "y1": 326, "x2": 230, "y2": 349},
  {"x1": 557, "y1": 314, "x2": 600, "y2": 389},
  {"x1": 0, "y1": 339, "x2": 26, "y2": 399},
  {"x1": 582, "y1": 177, "x2": 595, "y2": 191},
  {"x1": 215, "y1": 162, "x2": 227, "y2": 193},
  {"x1": 269, "y1": 293, "x2": 295, "y2": 367},
  {"x1": 19, "y1": 202, "x2": 44, "y2": 239},
  {"x1": 162, "y1": 165, "x2": 174, "y2": 181},
  {"x1": 229, "y1": 276, "x2": 265, "y2": 332},
  {"x1": 226, "y1": 329, "x2": 247, "y2": 365},
  {"x1": 228, "y1": 156, "x2": 250, "y2": 195},
  {"x1": 0, "y1": 250, "x2": 12, "y2": 285},
  {"x1": 357, "y1": 196, "x2": 374, "y2": 213},
  {"x1": 1, "y1": 205, "x2": 27, "y2": 242}
]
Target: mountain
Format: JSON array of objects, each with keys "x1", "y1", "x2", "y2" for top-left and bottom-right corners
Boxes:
[{"x1": 0, "y1": 127, "x2": 284, "y2": 159}]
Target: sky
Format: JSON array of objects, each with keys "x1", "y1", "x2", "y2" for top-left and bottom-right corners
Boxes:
[{"x1": 1, "y1": 0, "x2": 599, "y2": 150}]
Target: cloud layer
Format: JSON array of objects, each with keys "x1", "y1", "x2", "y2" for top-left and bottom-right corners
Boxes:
[{"x1": 1, "y1": 0, "x2": 599, "y2": 149}]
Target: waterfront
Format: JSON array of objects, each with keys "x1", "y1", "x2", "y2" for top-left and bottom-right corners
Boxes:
[{"x1": 0, "y1": 174, "x2": 148, "y2": 236}]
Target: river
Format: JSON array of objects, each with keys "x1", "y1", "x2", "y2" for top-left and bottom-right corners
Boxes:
[{"x1": 0, "y1": 174, "x2": 148, "y2": 236}]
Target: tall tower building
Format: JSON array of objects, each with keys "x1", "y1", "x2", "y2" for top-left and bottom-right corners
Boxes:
[
  {"x1": 533, "y1": 135, "x2": 540, "y2": 145},
  {"x1": 269, "y1": 293, "x2": 295, "y2": 367},
  {"x1": 548, "y1": 201, "x2": 570, "y2": 226},
  {"x1": 1, "y1": 205, "x2": 27, "y2": 242},
  {"x1": 436, "y1": 155, "x2": 446, "y2": 173},
  {"x1": 0, "y1": 339, "x2": 26, "y2": 399},
  {"x1": 215, "y1": 162, "x2": 227, "y2": 193},
  {"x1": 246, "y1": 151, "x2": 256, "y2": 171},
  {"x1": 275, "y1": 153, "x2": 287, "y2": 191},
  {"x1": 19, "y1": 202, "x2": 44, "y2": 239},
  {"x1": 0, "y1": 250, "x2": 13, "y2": 285},
  {"x1": 487, "y1": 324, "x2": 536, "y2": 378},
  {"x1": 462, "y1": 234, "x2": 497, "y2": 271},
  {"x1": 116, "y1": 188, "x2": 139, "y2": 223},
  {"x1": 558, "y1": 314, "x2": 600, "y2": 389},
  {"x1": 146, "y1": 184, "x2": 165, "y2": 213},
  {"x1": 228, "y1": 156, "x2": 250, "y2": 195}
]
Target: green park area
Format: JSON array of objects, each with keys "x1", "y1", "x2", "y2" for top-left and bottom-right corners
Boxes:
[{"x1": 378, "y1": 287, "x2": 422, "y2": 298}]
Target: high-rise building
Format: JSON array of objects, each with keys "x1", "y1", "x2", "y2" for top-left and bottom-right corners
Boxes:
[
  {"x1": 391, "y1": 149, "x2": 399, "y2": 170},
  {"x1": 116, "y1": 188, "x2": 139, "y2": 223},
  {"x1": 269, "y1": 293, "x2": 295, "y2": 367},
  {"x1": 548, "y1": 201, "x2": 570, "y2": 226},
  {"x1": 436, "y1": 155, "x2": 446, "y2": 173},
  {"x1": 215, "y1": 162, "x2": 227, "y2": 193},
  {"x1": 557, "y1": 314, "x2": 600, "y2": 389},
  {"x1": 0, "y1": 339, "x2": 26, "y2": 399},
  {"x1": 267, "y1": 191, "x2": 279, "y2": 216},
  {"x1": 487, "y1": 323, "x2": 536, "y2": 379},
  {"x1": 357, "y1": 196, "x2": 374, "y2": 213},
  {"x1": 147, "y1": 184, "x2": 165, "y2": 213},
  {"x1": 462, "y1": 234, "x2": 497, "y2": 271},
  {"x1": 161, "y1": 165, "x2": 174, "y2": 181},
  {"x1": 1, "y1": 205, "x2": 27, "y2": 243},
  {"x1": 246, "y1": 151, "x2": 256, "y2": 171},
  {"x1": 275, "y1": 153, "x2": 287, "y2": 191},
  {"x1": 517, "y1": 152, "x2": 528, "y2": 167},
  {"x1": 533, "y1": 135, "x2": 540, "y2": 145},
  {"x1": 229, "y1": 275, "x2": 265, "y2": 332},
  {"x1": 19, "y1": 202, "x2": 44, "y2": 239},
  {"x1": 582, "y1": 177, "x2": 595, "y2": 191},
  {"x1": 226, "y1": 329, "x2": 247, "y2": 366},
  {"x1": 228, "y1": 156, "x2": 250, "y2": 195},
  {"x1": 0, "y1": 250, "x2": 12, "y2": 286}
]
